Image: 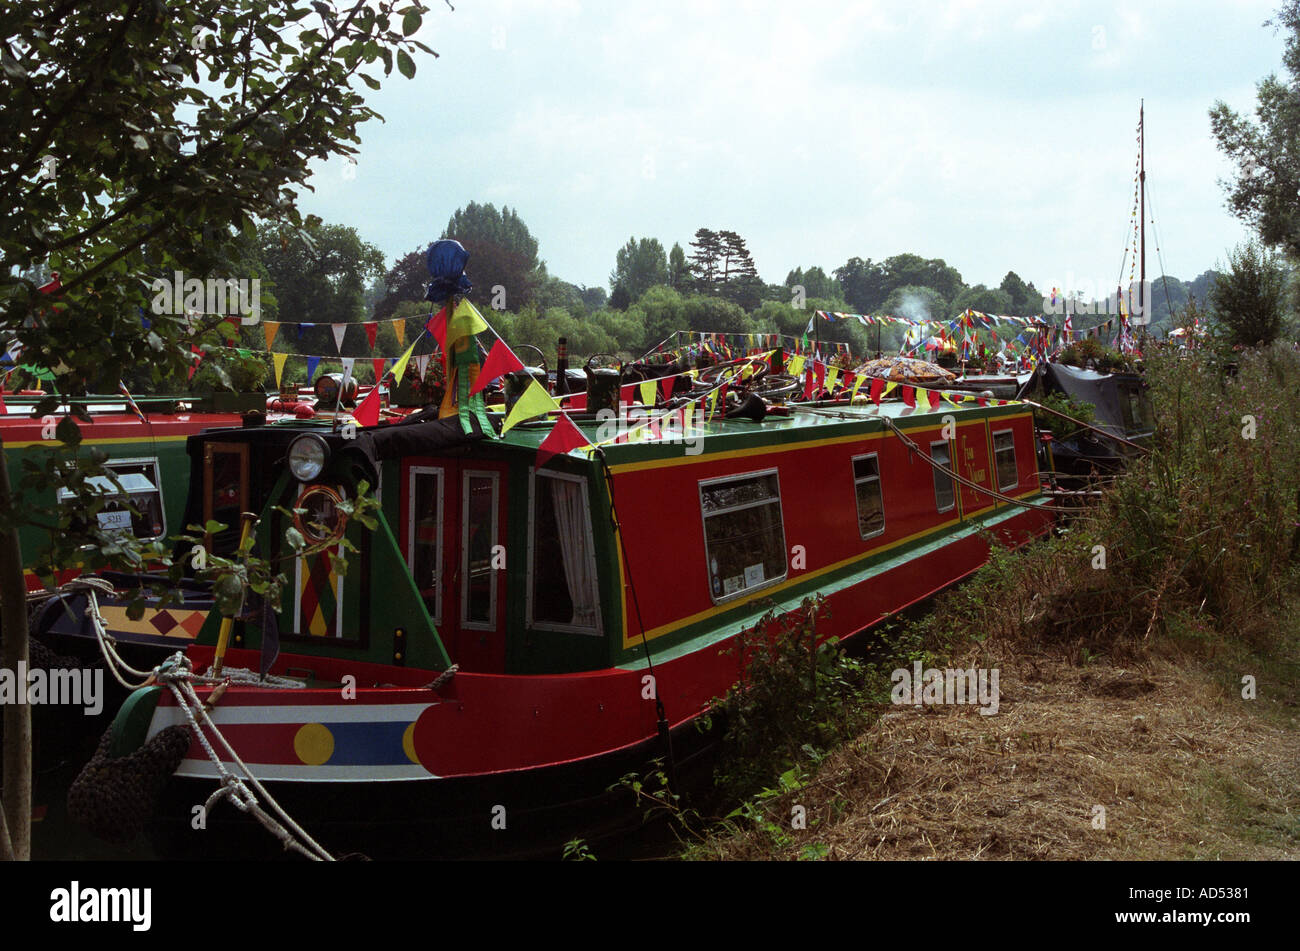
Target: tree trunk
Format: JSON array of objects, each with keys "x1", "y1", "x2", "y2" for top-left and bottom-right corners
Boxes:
[{"x1": 0, "y1": 442, "x2": 31, "y2": 861}]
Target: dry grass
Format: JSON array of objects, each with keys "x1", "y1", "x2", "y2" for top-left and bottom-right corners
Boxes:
[{"x1": 692, "y1": 637, "x2": 1300, "y2": 860}]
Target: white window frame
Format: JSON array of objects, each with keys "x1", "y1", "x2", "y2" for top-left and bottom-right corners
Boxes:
[
  {"x1": 992, "y1": 429, "x2": 1019, "y2": 492},
  {"x1": 405, "y1": 465, "x2": 444, "y2": 625},
  {"x1": 57, "y1": 456, "x2": 166, "y2": 540},
  {"x1": 930, "y1": 440, "x2": 956, "y2": 514},
  {"x1": 460, "y1": 469, "x2": 500, "y2": 632},
  {"x1": 851, "y1": 452, "x2": 886, "y2": 540},
  {"x1": 526, "y1": 469, "x2": 603, "y2": 636},
  {"x1": 698, "y1": 467, "x2": 788, "y2": 606}
]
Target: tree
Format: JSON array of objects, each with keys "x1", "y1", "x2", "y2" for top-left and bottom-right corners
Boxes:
[
  {"x1": 688, "y1": 228, "x2": 725, "y2": 289},
  {"x1": 950, "y1": 285, "x2": 1014, "y2": 320},
  {"x1": 1208, "y1": 241, "x2": 1290, "y2": 347},
  {"x1": 785, "y1": 266, "x2": 842, "y2": 303},
  {"x1": 374, "y1": 247, "x2": 432, "y2": 321},
  {"x1": 442, "y1": 203, "x2": 542, "y2": 311},
  {"x1": 609, "y1": 237, "x2": 669, "y2": 303},
  {"x1": 0, "y1": 0, "x2": 437, "y2": 861},
  {"x1": 1211, "y1": 2, "x2": 1300, "y2": 257},
  {"x1": 999, "y1": 271, "x2": 1042, "y2": 315},
  {"x1": 259, "y1": 221, "x2": 385, "y2": 326},
  {"x1": 834, "y1": 254, "x2": 965, "y2": 314},
  {"x1": 668, "y1": 242, "x2": 689, "y2": 291}
]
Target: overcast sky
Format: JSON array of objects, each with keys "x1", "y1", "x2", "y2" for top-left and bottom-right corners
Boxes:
[{"x1": 299, "y1": 0, "x2": 1289, "y2": 301}]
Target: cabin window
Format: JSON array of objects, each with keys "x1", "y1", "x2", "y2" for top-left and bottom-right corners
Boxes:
[
  {"x1": 852, "y1": 453, "x2": 885, "y2": 539},
  {"x1": 930, "y1": 441, "x2": 955, "y2": 513},
  {"x1": 700, "y1": 470, "x2": 787, "y2": 603},
  {"x1": 529, "y1": 471, "x2": 601, "y2": 633},
  {"x1": 461, "y1": 471, "x2": 500, "y2": 630},
  {"x1": 58, "y1": 458, "x2": 165, "y2": 540},
  {"x1": 993, "y1": 430, "x2": 1019, "y2": 491},
  {"x1": 407, "y1": 467, "x2": 443, "y2": 623},
  {"x1": 204, "y1": 442, "x2": 249, "y2": 554}
]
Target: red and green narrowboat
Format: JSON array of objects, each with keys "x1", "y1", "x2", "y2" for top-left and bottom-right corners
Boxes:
[{"x1": 106, "y1": 358, "x2": 1054, "y2": 859}]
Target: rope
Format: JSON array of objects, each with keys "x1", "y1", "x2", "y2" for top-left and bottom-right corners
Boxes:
[{"x1": 153, "y1": 653, "x2": 336, "y2": 861}]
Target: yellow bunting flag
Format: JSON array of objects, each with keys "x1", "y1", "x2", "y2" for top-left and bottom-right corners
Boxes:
[
  {"x1": 825, "y1": 367, "x2": 840, "y2": 392},
  {"x1": 639, "y1": 380, "x2": 656, "y2": 406},
  {"x1": 390, "y1": 340, "x2": 418, "y2": 385},
  {"x1": 446, "y1": 298, "x2": 488, "y2": 350},
  {"x1": 272, "y1": 352, "x2": 288, "y2": 389},
  {"x1": 394, "y1": 318, "x2": 406, "y2": 348},
  {"x1": 263, "y1": 321, "x2": 279, "y2": 351},
  {"x1": 850, "y1": 375, "x2": 865, "y2": 401},
  {"x1": 788, "y1": 355, "x2": 806, "y2": 377},
  {"x1": 883, "y1": 381, "x2": 898, "y2": 400},
  {"x1": 501, "y1": 379, "x2": 558, "y2": 434}
]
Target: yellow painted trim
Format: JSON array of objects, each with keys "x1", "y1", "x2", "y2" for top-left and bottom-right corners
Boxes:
[
  {"x1": 607, "y1": 414, "x2": 1032, "y2": 476},
  {"x1": 3, "y1": 434, "x2": 191, "y2": 449}
]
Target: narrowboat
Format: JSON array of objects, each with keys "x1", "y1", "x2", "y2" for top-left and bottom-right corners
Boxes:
[{"x1": 101, "y1": 348, "x2": 1056, "y2": 859}]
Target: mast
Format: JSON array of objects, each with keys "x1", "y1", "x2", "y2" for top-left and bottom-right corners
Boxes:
[{"x1": 1139, "y1": 100, "x2": 1146, "y2": 328}]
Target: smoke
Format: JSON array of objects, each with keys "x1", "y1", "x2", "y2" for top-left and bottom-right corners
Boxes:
[{"x1": 896, "y1": 292, "x2": 932, "y2": 323}]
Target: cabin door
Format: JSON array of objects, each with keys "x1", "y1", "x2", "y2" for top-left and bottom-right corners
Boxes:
[{"x1": 403, "y1": 459, "x2": 508, "y2": 673}]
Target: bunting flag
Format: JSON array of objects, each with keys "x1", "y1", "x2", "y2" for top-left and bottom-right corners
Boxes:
[
  {"x1": 787, "y1": 355, "x2": 806, "y2": 378},
  {"x1": 501, "y1": 379, "x2": 558, "y2": 434},
  {"x1": 390, "y1": 340, "x2": 417, "y2": 385},
  {"x1": 469, "y1": 338, "x2": 525, "y2": 396},
  {"x1": 425, "y1": 306, "x2": 448, "y2": 355},
  {"x1": 926, "y1": 389, "x2": 942, "y2": 411},
  {"x1": 414, "y1": 354, "x2": 431, "y2": 382},
  {"x1": 394, "y1": 319, "x2": 406, "y2": 348},
  {"x1": 659, "y1": 376, "x2": 675, "y2": 403},
  {"x1": 639, "y1": 380, "x2": 657, "y2": 407},
  {"x1": 306, "y1": 356, "x2": 320, "y2": 382},
  {"x1": 272, "y1": 352, "x2": 289, "y2": 389},
  {"x1": 536, "y1": 413, "x2": 592, "y2": 467},
  {"x1": 364, "y1": 322, "x2": 378, "y2": 349},
  {"x1": 446, "y1": 298, "x2": 488, "y2": 350},
  {"x1": 353, "y1": 383, "x2": 381, "y2": 428},
  {"x1": 850, "y1": 374, "x2": 865, "y2": 402},
  {"x1": 825, "y1": 367, "x2": 840, "y2": 393},
  {"x1": 331, "y1": 324, "x2": 348, "y2": 354},
  {"x1": 869, "y1": 378, "x2": 885, "y2": 405},
  {"x1": 619, "y1": 383, "x2": 638, "y2": 405},
  {"x1": 372, "y1": 358, "x2": 386, "y2": 383},
  {"x1": 901, "y1": 386, "x2": 916, "y2": 409},
  {"x1": 298, "y1": 322, "x2": 314, "y2": 339},
  {"x1": 118, "y1": 381, "x2": 147, "y2": 424},
  {"x1": 263, "y1": 321, "x2": 279, "y2": 351},
  {"x1": 339, "y1": 357, "x2": 355, "y2": 388}
]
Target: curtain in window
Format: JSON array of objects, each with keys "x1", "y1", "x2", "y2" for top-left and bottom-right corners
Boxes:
[{"x1": 549, "y1": 477, "x2": 598, "y2": 628}]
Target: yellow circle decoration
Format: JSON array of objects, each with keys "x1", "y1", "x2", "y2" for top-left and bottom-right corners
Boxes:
[
  {"x1": 402, "y1": 722, "x2": 419, "y2": 765},
  {"x1": 294, "y1": 723, "x2": 335, "y2": 766}
]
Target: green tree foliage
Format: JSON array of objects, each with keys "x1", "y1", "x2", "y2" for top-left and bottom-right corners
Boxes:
[
  {"x1": 784, "y1": 266, "x2": 843, "y2": 303},
  {"x1": 999, "y1": 271, "x2": 1042, "y2": 315},
  {"x1": 374, "y1": 247, "x2": 429, "y2": 321},
  {"x1": 950, "y1": 285, "x2": 1014, "y2": 320},
  {"x1": 1208, "y1": 241, "x2": 1291, "y2": 347},
  {"x1": 1210, "y1": 1, "x2": 1300, "y2": 257},
  {"x1": 834, "y1": 254, "x2": 964, "y2": 314},
  {"x1": 442, "y1": 202, "x2": 542, "y2": 311},
  {"x1": 609, "y1": 236, "x2": 669, "y2": 303},
  {"x1": 668, "y1": 242, "x2": 689, "y2": 290},
  {"x1": 259, "y1": 220, "x2": 385, "y2": 327}
]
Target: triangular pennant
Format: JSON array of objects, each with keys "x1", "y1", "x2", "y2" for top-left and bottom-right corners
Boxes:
[
  {"x1": 536, "y1": 413, "x2": 593, "y2": 467},
  {"x1": 640, "y1": 380, "x2": 657, "y2": 407},
  {"x1": 298, "y1": 322, "x2": 314, "y2": 339},
  {"x1": 263, "y1": 321, "x2": 279, "y2": 351},
  {"x1": 306, "y1": 356, "x2": 320, "y2": 382},
  {"x1": 394, "y1": 318, "x2": 406, "y2": 348},
  {"x1": 340, "y1": 357, "x2": 355, "y2": 387},
  {"x1": 391, "y1": 341, "x2": 417, "y2": 385},
  {"x1": 272, "y1": 352, "x2": 289, "y2": 389},
  {"x1": 414, "y1": 353, "x2": 431, "y2": 381},
  {"x1": 870, "y1": 378, "x2": 885, "y2": 405},
  {"x1": 927, "y1": 389, "x2": 941, "y2": 411},
  {"x1": 501, "y1": 379, "x2": 559, "y2": 434},
  {"x1": 332, "y1": 323, "x2": 347, "y2": 354},
  {"x1": 364, "y1": 322, "x2": 378, "y2": 349},
  {"x1": 426, "y1": 307, "x2": 448, "y2": 355},
  {"x1": 659, "y1": 376, "x2": 675, "y2": 403},
  {"x1": 372, "y1": 358, "x2": 386, "y2": 383},
  {"x1": 353, "y1": 383, "x2": 381, "y2": 427},
  {"x1": 901, "y1": 386, "x2": 915, "y2": 408},
  {"x1": 446, "y1": 298, "x2": 488, "y2": 350},
  {"x1": 469, "y1": 338, "x2": 526, "y2": 396}
]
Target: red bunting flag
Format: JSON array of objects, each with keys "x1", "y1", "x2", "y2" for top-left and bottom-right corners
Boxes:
[
  {"x1": 469, "y1": 338, "x2": 525, "y2": 396},
  {"x1": 372, "y1": 358, "x2": 387, "y2": 384},
  {"x1": 364, "y1": 322, "x2": 378, "y2": 349},
  {"x1": 659, "y1": 376, "x2": 675, "y2": 403},
  {"x1": 536, "y1": 413, "x2": 591, "y2": 467},
  {"x1": 353, "y1": 383, "x2": 381, "y2": 428},
  {"x1": 870, "y1": 378, "x2": 885, "y2": 405},
  {"x1": 425, "y1": 306, "x2": 448, "y2": 354},
  {"x1": 901, "y1": 386, "x2": 916, "y2": 408},
  {"x1": 927, "y1": 389, "x2": 942, "y2": 411}
]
